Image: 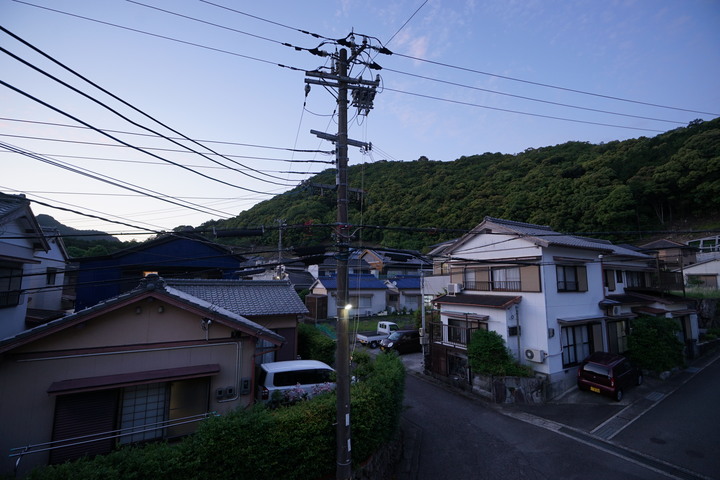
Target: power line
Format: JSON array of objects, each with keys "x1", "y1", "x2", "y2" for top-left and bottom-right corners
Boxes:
[
  {"x1": 391, "y1": 52, "x2": 720, "y2": 117},
  {"x1": 0, "y1": 149, "x2": 323, "y2": 176},
  {"x1": 8, "y1": 2, "x2": 303, "y2": 71},
  {"x1": 382, "y1": 87, "x2": 667, "y2": 133},
  {"x1": 0, "y1": 131, "x2": 335, "y2": 165},
  {"x1": 193, "y1": 2, "x2": 717, "y2": 119},
  {"x1": 0, "y1": 142, "x2": 235, "y2": 219},
  {"x1": 1, "y1": 117, "x2": 333, "y2": 155},
  {"x1": 0, "y1": 31, "x2": 298, "y2": 187},
  {"x1": 0, "y1": 79, "x2": 279, "y2": 195},
  {"x1": 382, "y1": 68, "x2": 687, "y2": 125},
  {"x1": 13, "y1": 1, "x2": 711, "y2": 134}
]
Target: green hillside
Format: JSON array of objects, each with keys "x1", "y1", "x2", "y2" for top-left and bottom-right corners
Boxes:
[{"x1": 202, "y1": 118, "x2": 720, "y2": 251}]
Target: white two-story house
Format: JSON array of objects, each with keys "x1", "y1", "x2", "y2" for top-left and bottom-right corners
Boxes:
[{"x1": 428, "y1": 217, "x2": 699, "y2": 398}]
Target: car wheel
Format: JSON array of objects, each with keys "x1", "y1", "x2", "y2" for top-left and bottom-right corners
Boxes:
[
  {"x1": 637, "y1": 373, "x2": 644, "y2": 386},
  {"x1": 369, "y1": 341, "x2": 378, "y2": 349},
  {"x1": 614, "y1": 389, "x2": 623, "y2": 402}
]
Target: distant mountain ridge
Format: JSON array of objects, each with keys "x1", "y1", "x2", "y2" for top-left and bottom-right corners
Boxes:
[
  {"x1": 202, "y1": 118, "x2": 720, "y2": 250},
  {"x1": 35, "y1": 118, "x2": 720, "y2": 254},
  {"x1": 37, "y1": 214, "x2": 120, "y2": 243}
]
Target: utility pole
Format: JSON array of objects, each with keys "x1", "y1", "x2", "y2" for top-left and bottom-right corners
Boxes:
[
  {"x1": 334, "y1": 47, "x2": 352, "y2": 480},
  {"x1": 304, "y1": 33, "x2": 385, "y2": 480}
]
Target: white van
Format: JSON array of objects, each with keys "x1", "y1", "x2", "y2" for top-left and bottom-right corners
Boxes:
[{"x1": 256, "y1": 360, "x2": 335, "y2": 403}]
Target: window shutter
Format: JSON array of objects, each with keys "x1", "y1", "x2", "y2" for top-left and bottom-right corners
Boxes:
[
  {"x1": 520, "y1": 265, "x2": 541, "y2": 292},
  {"x1": 577, "y1": 266, "x2": 588, "y2": 292}
]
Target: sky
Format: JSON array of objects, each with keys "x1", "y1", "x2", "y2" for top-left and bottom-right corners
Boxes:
[{"x1": 1, "y1": 0, "x2": 719, "y2": 240}]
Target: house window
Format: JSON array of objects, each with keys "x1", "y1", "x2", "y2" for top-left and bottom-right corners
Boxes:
[
  {"x1": 604, "y1": 269, "x2": 616, "y2": 291},
  {"x1": 625, "y1": 271, "x2": 646, "y2": 288},
  {"x1": 557, "y1": 265, "x2": 587, "y2": 292},
  {"x1": 51, "y1": 378, "x2": 210, "y2": 464},
  {"x1": 0, "y1": 262, "x2": 23, "y2": 308},
  {"x1": 561, "y1": 325, "x2": 591, "y2": 367},
  {"x1": 687, "y1": 274, "x2": 717, "y2": 288},
  {"x1": 119, "y1": 383, "x2": 169, "y2": 444},
  {"x1": 616, "y1": 270, "x2": 623, "y2": 284},
  {"x1": 607, "y1": 320, "x2": 629, "y2": 354},
  {"x1": 46, "y1": 267, "x2": 58, "y2": 286},
  {"x1": 491, "y1": 267, "x2": 521, "y2": 291},
  {"x1": 447, "y1": 319, "x2": 487, "y2": 345}
]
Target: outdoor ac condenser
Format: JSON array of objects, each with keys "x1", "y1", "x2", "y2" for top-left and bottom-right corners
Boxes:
[{"x1": 524, "y1": 348, "x2": 546, "y2": 363}]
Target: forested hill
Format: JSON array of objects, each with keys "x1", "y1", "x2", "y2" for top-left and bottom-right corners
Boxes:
[{"x1": 204, "y1": 118, "x2": 720, "y2": 251}]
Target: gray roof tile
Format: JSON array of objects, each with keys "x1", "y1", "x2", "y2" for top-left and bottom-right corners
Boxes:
[{"x1": 166, "y1": 279, "x2": 308, "y2": 316}]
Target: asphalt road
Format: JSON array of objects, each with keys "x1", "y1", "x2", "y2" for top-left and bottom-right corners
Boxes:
[
  {"x1": 612, "y1": 354, "x2": 720, "y2": 479},
  {"x1": 394, "y1": 349, "x2": 720, "y2": 480}
]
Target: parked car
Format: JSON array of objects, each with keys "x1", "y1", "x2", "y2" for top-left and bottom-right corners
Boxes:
[
  {"x1": 379, "y1": 330, "x2": 421, "y2": 354},
  {"x1": 256, "y1": 360, "x2": 335, "y2": 403},
  {"x1": 576, "y1": 352, "x2": 643, "y2": 401},
  {"x1": 356, "y1": 321, "x2": 399, "y2": 348}
]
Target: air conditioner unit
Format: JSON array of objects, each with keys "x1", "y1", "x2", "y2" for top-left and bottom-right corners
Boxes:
[
  {"x1": 612, "y1": 306, "x2": 622, "y2": 316},
  {"x1": 524, "y1": 348, "x2": 546, "y2": 363},
  {"x1": 447, "y1": 283, "x2": 463, "y2": 294}
]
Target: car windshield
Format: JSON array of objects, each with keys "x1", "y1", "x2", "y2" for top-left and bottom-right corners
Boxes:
[{"x1": 387, "y1": 332, "x2": 403, "y2": 341}]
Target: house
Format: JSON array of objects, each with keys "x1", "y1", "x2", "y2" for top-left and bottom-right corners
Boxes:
[
  {"x1": 0, "y1": 193, "x2": 51, "y2": 339},
  {"x1": 638, "y1": 238, "x2": 697, "y2": 270},
  {"x1": 358, "y1": 248, "x2": 431, "y2": 278},
  {"x1": 427, "y1": 217, "x2": 699, "y2": 398},
  {"x1": 73, "y1": 233, "x2": 248, "y2": 311},
  {"x1": 687, "y1": 234, "x2": 720, "y2": 262},
  {"x1": 24, "y1": 227, "x2": 72, "y2": 326},
  {"x1": 309, "y1": 253, "x2": 373, "y2": 278},
  {"x1": 384, "y1": 276, "x2": 423, "y2": 313},
  {"x1": 165, "y1": 278, "x2": 308, "y2": 361},
  {"x1": 308, "y1": 275, "x2": 388, "y2": 319},
  {"x1": 0, "y1": 274, "x2": 283, "y2": 477},
  {"x1": 680, "y1": 258, "x2": 720, "y2": 289}
]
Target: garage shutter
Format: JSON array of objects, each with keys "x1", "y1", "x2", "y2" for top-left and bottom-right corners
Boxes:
[{"x1": 50, "y1": 389, "x2": 119, "y2": 465}]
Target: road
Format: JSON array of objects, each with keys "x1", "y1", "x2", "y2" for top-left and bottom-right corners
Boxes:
[
  {"x1": 395, "y1": 351, "x2": 720, "y2": 480},
  {"x1": 612, "y1": 355, "x2": 720, "y2": 479}
]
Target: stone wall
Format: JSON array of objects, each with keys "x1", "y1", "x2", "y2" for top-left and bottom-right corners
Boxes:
[{"x1": 472, "y1": 374, "x2": 546, "y2": 404}]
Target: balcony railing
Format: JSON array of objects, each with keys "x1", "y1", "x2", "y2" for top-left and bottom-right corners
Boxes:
[
  {"x1": 428, "y1": 321, "x2": 483, "y2": 349},
  {"x1": 464, "y1": 280, "x2": 522, "y2": 292}
]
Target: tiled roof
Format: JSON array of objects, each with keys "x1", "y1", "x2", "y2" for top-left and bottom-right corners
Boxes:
[
  {"x1": 0, "y1": 276, "x2": 283, "y2": 352},
  {"x1": 386, "y1": 276, "x2": 421, "y2": 289},
  {"x1": 166, "y1": 279, "x2": 308, "y2": 316},
  {"x1": 449, "y1": 217, "x2": 651, "y2": 259},
  {"x1": 0, "y1": 193, "x2": 27, "y2": 220}
]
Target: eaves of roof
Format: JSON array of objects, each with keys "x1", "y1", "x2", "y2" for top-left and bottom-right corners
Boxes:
[
  {"x1": 433, "y1": 293, "x2": 522, "y2": 309},
  {"x1": 0, "y1": 279, "x2": 283, "y2": 354}
]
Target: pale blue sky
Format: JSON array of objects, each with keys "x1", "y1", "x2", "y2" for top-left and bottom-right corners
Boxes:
[{"x1": 1, "y1": 0, "x2": 718, "y2": 237}]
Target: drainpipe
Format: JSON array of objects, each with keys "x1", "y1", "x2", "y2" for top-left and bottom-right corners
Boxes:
[{"x1": 515, "y1": 304, "x2": 521, "y2": 361}]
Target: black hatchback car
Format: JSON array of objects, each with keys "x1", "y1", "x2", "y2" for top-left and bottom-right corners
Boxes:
[
  {"x1": 577, "y1": 352, "x2": 643, "y2": 401},
  {"x1": 379, "y1": 330, "x2": 421, "y2": 354}
]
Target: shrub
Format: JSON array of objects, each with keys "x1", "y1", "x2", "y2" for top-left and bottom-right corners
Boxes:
[
  {"x1": 627, "y1": 316, "x2": 684, "y2": 372},
  {"x1": 467, "y1": 329, "x2": 532, "y2": 377},
  {"x1": 297, "y1": 322, "x2": 336, "y2": 366},
  {"x1": 27, "y1": 354, "x2": 405, "y2": 480}
]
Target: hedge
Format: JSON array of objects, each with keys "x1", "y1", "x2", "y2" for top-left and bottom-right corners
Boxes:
[{"x1": 27, "y1": 353, "x2": 405, "y2": 480}]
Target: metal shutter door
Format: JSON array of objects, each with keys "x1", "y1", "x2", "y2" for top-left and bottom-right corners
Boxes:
[{"x1": 50, "y1": 389, "x2": 119, "y2": 465}]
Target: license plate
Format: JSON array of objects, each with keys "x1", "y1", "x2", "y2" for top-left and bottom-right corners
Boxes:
[{"x1": 590, "y1": 386, "x2": 600, "y2": 393}]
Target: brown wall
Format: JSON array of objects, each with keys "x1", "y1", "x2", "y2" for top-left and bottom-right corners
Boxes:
[{"x1": 0, "y1": 299, "x2": 258, "y2": 477}]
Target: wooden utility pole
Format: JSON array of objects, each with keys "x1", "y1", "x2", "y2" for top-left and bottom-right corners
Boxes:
[
  {"x1": 304, "y1": 35, "x2": 384, "y2": 479},
  {"x1": 334, "y1": 47, "x2": 352, "y2": 480}
]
